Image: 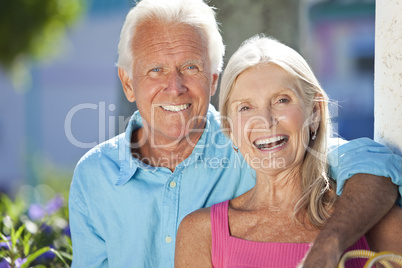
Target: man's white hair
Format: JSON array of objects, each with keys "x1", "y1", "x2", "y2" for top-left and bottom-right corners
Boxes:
[{"x1": 117, "y1": 0, "x2": 225, "y2": 77}]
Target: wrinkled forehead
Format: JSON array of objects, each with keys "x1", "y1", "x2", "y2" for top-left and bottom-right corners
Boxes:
[
  {"x1": 232, "y1": 63, "x2": 303, "y2": 99},
  {"x1": 131, "y1": 19, "x2": 209, "y2": 60}
]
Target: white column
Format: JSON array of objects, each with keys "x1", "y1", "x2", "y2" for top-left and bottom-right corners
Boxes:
[{"x1": 374, "y1": 0, "x2": 402, "y2": 156}]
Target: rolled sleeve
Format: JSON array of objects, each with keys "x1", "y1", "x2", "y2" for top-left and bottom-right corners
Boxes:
[{"x1": 328, "y1": 137, "x2": 402, "y2": 205}]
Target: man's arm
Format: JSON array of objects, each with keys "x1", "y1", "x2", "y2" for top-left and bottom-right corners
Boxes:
[
  {"x1": 302, "y1": 137, "x2": 402, "y2": 267},
  {"x1": 302, "y1": 174, "x2": 397, "y2": 268},
  {"x1": 328, "y1": 137, "x2": 402, "y2": 204},
  {"x1": 69, "y1": 172, "x2": 108, "y2": 268}
]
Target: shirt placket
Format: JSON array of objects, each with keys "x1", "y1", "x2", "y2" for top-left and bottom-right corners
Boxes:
[{"x1": 161, "y1": 169, "x2": 182, "y2": 264}]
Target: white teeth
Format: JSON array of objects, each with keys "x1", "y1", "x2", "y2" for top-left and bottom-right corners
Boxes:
[
  {"x1": 254, "y1": 135, "x2": 287, "y2": 146},
  {"x1": 254, "y1": 135, "x2": 288, "y2": 150},
  {"x1": 161, "y1": 104, "x2": 190, "y2": 112}
]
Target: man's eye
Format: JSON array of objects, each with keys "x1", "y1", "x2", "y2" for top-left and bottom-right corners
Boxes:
[
  {"x1": 148, "y1": 67, "x2": 164, "y2": 78},
  {"x1": 239, "y1": 106, "x2": 250, "y2": 112},
  {"x1": 183, "y1": 65, "x2": 199, "y2": 74}
]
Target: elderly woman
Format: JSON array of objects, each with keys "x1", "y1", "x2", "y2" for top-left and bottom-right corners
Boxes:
[{"x1": 174, "y1": 35, "x2": 402, "y2": 268}]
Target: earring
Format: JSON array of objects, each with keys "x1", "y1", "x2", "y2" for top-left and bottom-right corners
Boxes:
[
  {"x1": 232, "y1": 145, "x2": 239, "y2": 153},
  {"x1": 311, "y1": 131, "x2": 317, "y2": 141}
]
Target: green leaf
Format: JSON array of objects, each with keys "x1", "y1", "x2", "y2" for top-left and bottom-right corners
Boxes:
[
  {"x1": 0, "y1": 0, "x2": 85, "y2": 76},
  {"x1": 0, "y1": 195, "x2": 26, "y2": 223},
  {"x1": 58, "y1": 250, "x2": 73, "y2": 261},
  {"x1": 10, "y1": 225, "x2": 17, "y2": 253},
  {"x1": 20, "y1": 246, "x2": 50, "y2": 268},
  {"x1": 50, "y1": 248, "x2": 70, "y2": 267},
  {"x1": 0, "y1": 232, "x2": 9, "y2": 242},
  {"x1": 63, "y1": 236, "x2": 73, "y2": 251},
  {"x1": 14, "y1": 224, "x2": 25, "y2": 243},
  {"x1": 23, "y1": 232, "x2": 31, "y2": 256}
]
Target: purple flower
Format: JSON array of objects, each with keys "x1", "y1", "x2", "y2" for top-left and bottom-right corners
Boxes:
[
  {"x1": 0, "y1": 258, "x2": 27, "y2": 268},
  {"x1": 15, "y1": 258, "x2": 26, "y2": 267},
  {"x1": 63, "y1": 225, "x2": 71, "y2": 237},
  {"x1": 0, "y1": 259, "x2": 11, "y2": 268},
  {"x1": 0, "y1": 237, "x2": 10, "y2": 249},
  {"x1": 28, "y1": 204, "x2": 46, "y2": 221},
  {"x1": 40, "y1": 250, "x2": 56, "y2": 260},
  {"x1": 33, "y1": 248, "x2": 56, "y2": 264},
  {"x1": 28, "y1": 195, "x2": 64, "y2": 221},
  {"x1": 39, "y1": 223, "x2": 53, "y2": 234},
  {"x1": 45, "y1": 195, "x2": 64, "y2": 214}
]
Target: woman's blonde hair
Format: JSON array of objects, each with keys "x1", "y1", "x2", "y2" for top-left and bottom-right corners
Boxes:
[{"x1": 219, "y1": 35, "x2": 336, "y2": 228}]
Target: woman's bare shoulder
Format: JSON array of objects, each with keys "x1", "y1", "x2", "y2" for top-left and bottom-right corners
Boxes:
[
  {"x1": 175, "y1": 207, "x2": 213, "y2": 267},
  {"x1": 179, "y1": 207, "x2": 211, "y2": 232}
]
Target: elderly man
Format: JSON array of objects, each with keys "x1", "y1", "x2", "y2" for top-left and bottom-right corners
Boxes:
[{"x1": 69, "y1": 0, "x2": 401, "y2": 267}]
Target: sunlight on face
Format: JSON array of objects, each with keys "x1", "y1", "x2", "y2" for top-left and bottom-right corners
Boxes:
[
  {"x1": 127, "y1": 20, "x2": 218, "y2": 145},
  {"x1": 228, "y1": 64, "x2": 313, "y2": 173}
]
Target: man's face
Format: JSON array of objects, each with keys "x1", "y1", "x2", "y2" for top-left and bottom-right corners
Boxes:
[{"x1": 120, "y1": 20, "x2": 218, "y2": 146}]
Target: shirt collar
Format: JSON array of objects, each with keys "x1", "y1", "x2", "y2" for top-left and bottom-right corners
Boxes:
[
  {"x1": 115, "y1": 104, "x2": 227, "y2": 185},
  {"x1": 115, "y1": 111, "x2": 143, "y2": 186}
]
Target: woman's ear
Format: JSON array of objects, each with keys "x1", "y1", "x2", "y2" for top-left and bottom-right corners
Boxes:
[
  {"x1": 310, "y1": 100, "x2": 322, "y2": 133},
  {"x1": 118, "y1": 67, "x2": 136, "y2": 102}
]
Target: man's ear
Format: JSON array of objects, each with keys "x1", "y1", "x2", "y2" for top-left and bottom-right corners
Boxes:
[
  {"x1": 118, "y1": 67, "x2": 135, "y2": 102},
  {"x1": 210, "y1": 73, "x2": 219, "y2": 96}
]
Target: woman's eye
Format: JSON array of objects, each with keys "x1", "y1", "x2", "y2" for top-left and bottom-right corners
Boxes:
[
  {"x1": 239, "y1": 106, "x2": 250, "y2": 112},
  {"x1": 278, "y1": 98, "x2": 290, "y2": 104}
]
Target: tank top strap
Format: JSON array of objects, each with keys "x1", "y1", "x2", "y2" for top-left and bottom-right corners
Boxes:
[{"x1": 211, "y1": 200, "x2": 230, "y2": 267}]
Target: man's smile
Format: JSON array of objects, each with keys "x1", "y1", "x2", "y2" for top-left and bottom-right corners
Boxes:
[{"x1": 161, "y1": 104, "x2": 191, "y2": 112}]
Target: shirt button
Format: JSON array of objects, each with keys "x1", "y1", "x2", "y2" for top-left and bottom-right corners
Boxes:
[
  {"x1": 165, "y1": 236, "x2": 172, "y2": 243},
  {"x1": 170, "y1": 181, "x2": 176, "y2": 188}
]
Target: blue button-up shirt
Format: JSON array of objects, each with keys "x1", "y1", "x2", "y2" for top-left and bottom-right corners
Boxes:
[{"x1": 69, "y1": 105, "x2": 402, "y2": 268}]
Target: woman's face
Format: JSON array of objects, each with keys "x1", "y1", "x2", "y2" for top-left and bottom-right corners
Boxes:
[{"x1": 227, "y1": 64, "x2": 313, "y2": 174}]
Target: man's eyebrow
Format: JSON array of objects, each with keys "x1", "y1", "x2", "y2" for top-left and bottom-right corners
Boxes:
[
  {"x1": 182, "y1": 60, "x2": 204, "y2": 67},
  {"x1": 146, "y1": 63, "x2": 165, "y2": 69}
]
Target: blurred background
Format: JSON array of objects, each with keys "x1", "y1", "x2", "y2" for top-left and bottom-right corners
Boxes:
[{"x1": 0, "y1": 0, "x2": 376, "y2": 196}]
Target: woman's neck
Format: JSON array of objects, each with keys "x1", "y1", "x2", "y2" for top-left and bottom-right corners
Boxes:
[{"x1": 241, "y1": 167, "x2": 304, "y2": 212}]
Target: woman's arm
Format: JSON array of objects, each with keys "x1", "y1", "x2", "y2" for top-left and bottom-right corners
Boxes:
[{"x1": 175, "y1": 208, "x2": 213, "y2": 268}]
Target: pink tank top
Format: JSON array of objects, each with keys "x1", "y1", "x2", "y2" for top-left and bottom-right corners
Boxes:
[{"x1": 211, "y1": 200, "x2": 370, "y2": 268}]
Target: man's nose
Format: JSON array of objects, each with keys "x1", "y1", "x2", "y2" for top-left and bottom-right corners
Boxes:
[{"x1": 165, "y1": 70, "x2": 187, "y2": 95}]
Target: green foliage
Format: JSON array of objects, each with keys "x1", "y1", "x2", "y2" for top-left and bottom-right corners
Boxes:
[
  {"x1": 0, "y1": 192, "x2": 72, "y2": 268},
  {"x1": 0, "y1": 0, "x2": 84, "y2": 73}
]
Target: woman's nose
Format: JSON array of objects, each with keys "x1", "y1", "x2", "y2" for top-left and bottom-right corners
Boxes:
[{"x1": 250, "y1": 108, "x2": 279, "y2": 129}]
